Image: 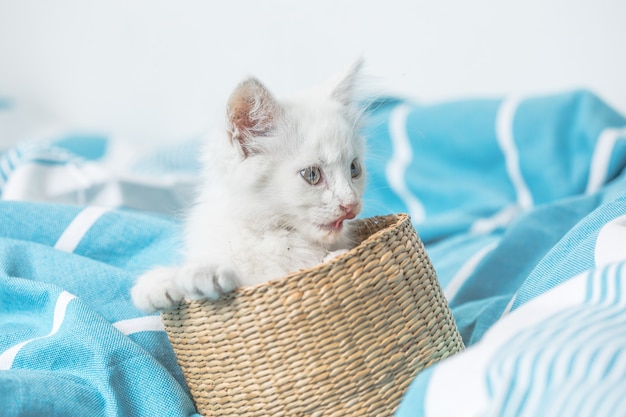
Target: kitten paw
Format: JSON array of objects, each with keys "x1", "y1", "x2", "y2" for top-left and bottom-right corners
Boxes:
[
  {"x1": 131, "y1": 266, "x2": 183, "y2": 313},
  {"x1": 177, "y1": 264, "x2": 241, "y2": 300}
]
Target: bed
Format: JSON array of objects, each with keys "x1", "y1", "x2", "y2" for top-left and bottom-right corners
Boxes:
[{"x1": 1, "y1": 89, "x2": 625, "y2": 416}]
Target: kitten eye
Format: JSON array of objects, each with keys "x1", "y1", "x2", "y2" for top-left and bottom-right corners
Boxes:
[
  {"x1": 350, "y1": 158, "x2": 362, "y2": 179},
  {"x1": 300, "y1": 166, "x2": 322, "y2": 185}
]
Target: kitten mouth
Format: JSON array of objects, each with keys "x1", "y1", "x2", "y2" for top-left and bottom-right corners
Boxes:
[{"x1": 320, "y1": 212, "x2": 357, "y2": 232}]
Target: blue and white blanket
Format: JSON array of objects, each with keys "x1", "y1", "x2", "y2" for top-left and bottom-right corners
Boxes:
[{"x1": 1, "y1": 90, "x2": 625, "y2": 416}]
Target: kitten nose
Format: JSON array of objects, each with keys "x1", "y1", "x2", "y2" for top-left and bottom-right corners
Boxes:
[{"x1": 340, "y1": 204, "x2": 357, "y2": 220}]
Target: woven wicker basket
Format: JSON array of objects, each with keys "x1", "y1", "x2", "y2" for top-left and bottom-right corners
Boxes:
[{"x1": 162, "y1": 214, "x2": 464, "y2": 417}]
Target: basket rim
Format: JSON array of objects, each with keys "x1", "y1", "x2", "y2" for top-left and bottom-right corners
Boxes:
[{"x1": 187, "y1": 213, "x2": 412, "y2": 300}]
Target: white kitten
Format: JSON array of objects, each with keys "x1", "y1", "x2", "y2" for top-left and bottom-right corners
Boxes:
[{"x1": 131, "y1": 62, "x2": 366, "y2": 313}]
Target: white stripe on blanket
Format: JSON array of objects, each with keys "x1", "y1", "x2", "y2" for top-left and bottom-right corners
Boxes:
[
  {"x1": 470, "y1": 204, "x2": 521, "y2": 235},
  {"x1": 586, "y1": 126, "x2": 626, "y2": 194},
  {"x1": 113, "y1": 316, "x2": 165, "y2": 335},
  {"x1": 0, "y1": 291, "x2": 76, "y2": 370},
  {"x1": 54, "y1": 206, "x2": 111, "y2": 253},
  {"x1": 445, "y1": 241, "x2": 499, "y2": 301},
  {"x1": 386, "y1": 103, "x2": 426, "y2": 222},
  {"x1": 0, "y1": 157, "x2": 10, "y2": 186},
  {"x1": 595, "y1": 214, "x2": 626, "y2": 267},
  {"x1": 496, "y1": 96, "x2": 534, "y2": 210}
]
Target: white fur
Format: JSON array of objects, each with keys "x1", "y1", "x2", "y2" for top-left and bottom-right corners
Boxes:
[{"x1": 131, "y1": 62, "x2": 366, "y2": 313}]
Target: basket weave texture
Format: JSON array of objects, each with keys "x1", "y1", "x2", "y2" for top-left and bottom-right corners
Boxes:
[{"x1": 162, "y1": 214, "x2": 464, "y2": 417}]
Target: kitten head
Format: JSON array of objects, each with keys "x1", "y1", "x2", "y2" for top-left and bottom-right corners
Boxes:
[{"x1": 223, "y1": 61, "x2": 366, "y2": 249}]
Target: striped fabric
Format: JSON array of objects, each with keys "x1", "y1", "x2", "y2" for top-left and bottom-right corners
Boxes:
[
  {"x1": 374, "y1": 92, "x2": 626, "y2": 417},
  {"x1": 1, "y1": 90, "x2": 625, "y2": 416},
  {"x1": 0, "y1": 202, "x2": 198, "y2": 416}
]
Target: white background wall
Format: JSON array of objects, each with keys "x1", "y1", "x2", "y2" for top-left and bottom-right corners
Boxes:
[{"x1": 1, "y1": 0, "x2": 625, "y2": 147}]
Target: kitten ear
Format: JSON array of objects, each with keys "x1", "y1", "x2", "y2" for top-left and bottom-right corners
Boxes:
[
  {"x1": 227, "y1": 77, "x2": 282, "y2": 156},
  {"x1": 330, "y1": 58, "x2": 364, "y2": 107}
]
